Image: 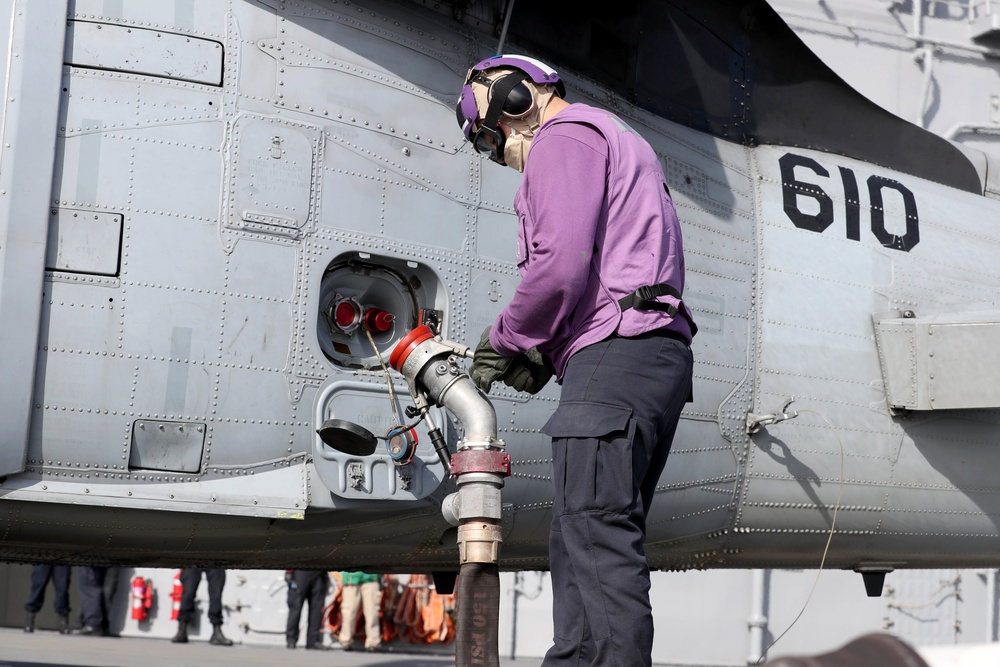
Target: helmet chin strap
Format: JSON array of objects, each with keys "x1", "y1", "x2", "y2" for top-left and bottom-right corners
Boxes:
[{"x1": 478, "y1": 70, "x2": 530, "y2": 163}]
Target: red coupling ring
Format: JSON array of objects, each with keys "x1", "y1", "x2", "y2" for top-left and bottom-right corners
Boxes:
[
  {"x1": 389, "y1": 325, "x2": 435, "y2": 371},
  {"x1": 448, "y1": 449, "x2": 511, "y2": 477}
]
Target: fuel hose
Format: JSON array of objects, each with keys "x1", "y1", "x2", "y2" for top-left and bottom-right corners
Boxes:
[{"x1": 455, "y1": 562, "x2": 500, "y2": 667}]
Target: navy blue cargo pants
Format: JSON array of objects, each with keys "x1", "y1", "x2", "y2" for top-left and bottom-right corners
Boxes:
[
  {"x1": 178, "y1": 568, "x2": 226, "y2": 626},
  {"x1": 286, "y1": 570, "x2": 329, "y2": 647},
  {"x1": 78, "y1": 566, "x2": 108, "y2": 631},
  {"x1": 24, "y1": 564, "x2": 71, "y2": 616},
  {"x1": 540, "y1": 330, "x2": 693, "y2": 667}
]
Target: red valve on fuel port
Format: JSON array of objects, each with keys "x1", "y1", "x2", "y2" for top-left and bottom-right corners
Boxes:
[
  {"x1": 364, "y1": 308, "x2": 394, "y2": 333},
  {"x1": 333, "y1": 300, "x2": 361, "y2": 330}
]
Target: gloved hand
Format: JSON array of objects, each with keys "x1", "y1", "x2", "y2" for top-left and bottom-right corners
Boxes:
[
  {"x1": 470, "y1": 327, "x2": 554, "y2": 394},
  {"x1": 470, "y1": 327, "x2": 514, "y2": 392},
  {"x1": 285, "y1": 571, "x2": 294, "y2": 587},
  {"x1": 502, "y1": 347, "x2": 554, "y2": 394}
]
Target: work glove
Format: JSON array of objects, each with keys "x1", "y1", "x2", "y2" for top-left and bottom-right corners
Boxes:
[
  {"x1": 502, "y1": 347, "x2": 554, "y2": 395},
  {"x1": 470, "y1": 327, "x2": 514, "y2": 392},
  {"x1": 470, "y1": 327, "x2": 554, "y2": 394}
]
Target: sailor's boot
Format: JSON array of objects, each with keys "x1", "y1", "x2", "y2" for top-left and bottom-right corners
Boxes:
[
  {"x1": 57, "y1": 614, "x2": 70, "y2": 635},
  {"x1": 209, "y1": 623, "x2": 233, "y2": 646},
  {"x1": 171, "y1": 620, "x2": 189, "y2": 643},
  {"x1": 24, "y1": 611, "x2": 35, "y2": 633}
]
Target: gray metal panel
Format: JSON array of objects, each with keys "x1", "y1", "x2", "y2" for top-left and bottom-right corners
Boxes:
[
  {"x1": 45, "y1": 208, "x2": 122, "y2": 275},
  {"x1": 0, "y1": 0, "x2": 70, "y2": 476},
  {"x1": 0, "y1": 1, "x2": 12, "y2": 139},
  {"x1": 875, "y1": 320, "x2": 917, "y2": 410},
  {"x1": 876, "y1": 313, "x2": 1000, "y2": 410},
  {"x1": 227, "y1": 113, "x2": 320, "y2": 238},
  {"x1": 129, "y1": 420, "x2": 206, "y2": 473},
  {"x1": 985, "y1": 148, "x2": 1000, "y2": 201},
  {"x1": 2, "y1": 465, "x2": 307, "y2": 519},
  {"x1": 927, "y1": 322, "x2": 1000, "y2": 409},
  {"x1": 312, "y1": 379, "x2": 447, "y2": 501},
  {"x1": 65, "y1": 20, "x2": 223, "y2": 85}
]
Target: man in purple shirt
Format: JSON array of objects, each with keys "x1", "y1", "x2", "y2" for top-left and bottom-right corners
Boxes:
[{"x1": 457, "y1": 55, "x2": 695, "y2": 667}]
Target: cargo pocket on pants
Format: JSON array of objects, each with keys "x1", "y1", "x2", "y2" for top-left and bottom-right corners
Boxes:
[{"x1": 543, "y1": 401, "x2": 636, "y2": 515}]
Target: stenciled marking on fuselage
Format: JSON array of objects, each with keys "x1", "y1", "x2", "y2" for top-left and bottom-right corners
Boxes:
[{"x1": 778, "y1": 152, "x2": 919, "y2": 252}]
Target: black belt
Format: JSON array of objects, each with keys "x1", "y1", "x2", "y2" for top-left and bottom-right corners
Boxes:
[
  {"x1": 614, "y1": 327, "x2": 689, "y2": 345},
  {"x1": 618, "y1": 283, "x2": 682, "y2": 317},
  {"x1": 619, "y1": 283, "x2": 698, "y2": 339},
  {"x1": 654, "y1": 328, "x2": 689, "y2": 346}
]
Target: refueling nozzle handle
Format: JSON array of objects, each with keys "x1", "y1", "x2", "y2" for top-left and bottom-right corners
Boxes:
[{"x1": 445, "y1": 341, "x2": 474, "y2": 360}]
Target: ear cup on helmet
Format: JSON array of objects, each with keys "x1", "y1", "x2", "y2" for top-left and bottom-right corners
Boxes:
[{"x1": 502, "y1": 81, "x2": 534, "y2": 118}]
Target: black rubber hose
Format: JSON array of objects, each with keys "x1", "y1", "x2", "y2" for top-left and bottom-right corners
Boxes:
[
  {"x1": 428, "y1": 425, "x2": 451, "y2": 473},
  {"x1": 455, "y1": 561, "x2": 500, "y2": 667}
]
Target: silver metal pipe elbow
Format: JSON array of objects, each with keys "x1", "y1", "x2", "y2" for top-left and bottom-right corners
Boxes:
[
  {"x1": 435, "y1": 376, "x2": 497, "y2": 443},
  {"x1": 391, "y1": 327, "x2": 498, "y2": 443}
]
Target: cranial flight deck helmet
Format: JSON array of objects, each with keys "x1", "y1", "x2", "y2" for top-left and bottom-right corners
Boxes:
[{"x1": 455, "y1": 54, "x2": 566, "y2": 165}]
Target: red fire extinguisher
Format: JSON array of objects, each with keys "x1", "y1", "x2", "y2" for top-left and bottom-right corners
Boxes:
[
  {"x1": 130, "y1": 576, "x2": 153, "y2": 621},
  {"x1": 170, "y1": 570, "x2": 183, "y2": 620}
]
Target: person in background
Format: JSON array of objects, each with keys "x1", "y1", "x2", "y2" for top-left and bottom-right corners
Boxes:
[
  {"x1": 171, "y1": 568, "x2": 234, "y2": 646},
  {"x1": 102, "y1": 567, "x2": 120, "y2": 636},
  {"x1": 337, "y1": 571, "x2": 382, "y2": 652},
  {"x1": 285, "y1": 569, "x2": 329, "y2": 649},
  {"x1": 23, "y1": 564, "x2": 71, "y2": 634},
  {"x1": 77, "y1": 566, "x2": 108, "y2": 636}
]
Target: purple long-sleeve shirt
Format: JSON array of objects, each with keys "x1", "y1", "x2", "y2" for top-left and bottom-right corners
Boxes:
[{"x1": 490, "y1": 104, "x2": 694, "y2": 381}]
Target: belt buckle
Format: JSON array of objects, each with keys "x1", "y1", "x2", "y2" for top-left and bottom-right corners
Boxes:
[{"x1": 634, "y1": 285, "x2": 656, "y2": 309}]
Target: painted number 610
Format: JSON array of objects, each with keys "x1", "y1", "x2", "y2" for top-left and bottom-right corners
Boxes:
[{"x1": 779, "y1": 153, "x2": 919, "y2": 252}]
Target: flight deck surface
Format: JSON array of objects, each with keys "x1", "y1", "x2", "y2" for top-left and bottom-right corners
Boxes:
[{"x1": 0, "y1": 627, "x2": 545, "y2": 667}]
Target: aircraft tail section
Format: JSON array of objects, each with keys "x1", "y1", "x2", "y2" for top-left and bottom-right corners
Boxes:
[{"x1": 503, "y1": 0, "x2": 983, "y2": 194}]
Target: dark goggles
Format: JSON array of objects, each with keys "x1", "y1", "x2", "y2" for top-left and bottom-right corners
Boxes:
[{"x1": 472, "y1": 124, "x2": 505, "y2": 162}]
